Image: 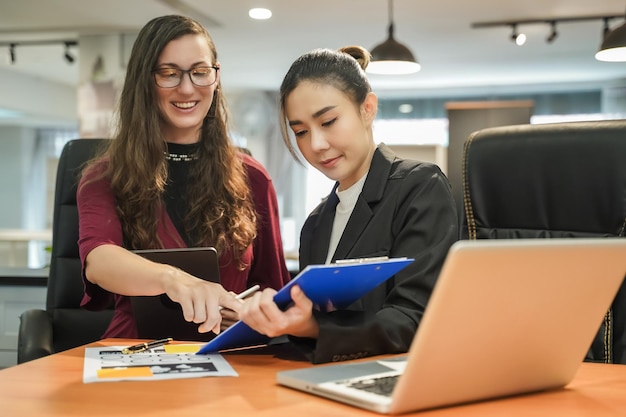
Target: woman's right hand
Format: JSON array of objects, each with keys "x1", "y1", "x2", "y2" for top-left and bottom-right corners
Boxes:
[
  {"x1": 160, "y1": 267, "x2": 241, "y2": 334},
  {"x1": 85, "y1": 244, "x2": 242, "y2": 334}
]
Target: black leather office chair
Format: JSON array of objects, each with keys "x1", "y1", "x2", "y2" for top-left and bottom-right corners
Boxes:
[
  {"x1": 17, "y1": 138, "x2": 113, "y2": 364},
  {"x1": 462, "y1": 119, "x2": 626, "y2": 364}
]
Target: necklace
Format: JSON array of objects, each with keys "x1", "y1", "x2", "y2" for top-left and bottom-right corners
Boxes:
[{"x1": 164, "y1": 151, "x2": 199, "y2": 162}]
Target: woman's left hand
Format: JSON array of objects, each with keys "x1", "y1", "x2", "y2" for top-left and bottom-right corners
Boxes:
[{"x1": 239, "y1": 285, "x2": 319, "y2": 338}]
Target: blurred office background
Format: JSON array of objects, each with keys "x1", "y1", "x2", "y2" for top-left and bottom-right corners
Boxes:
[{"x1": 2, "y1": 0, "x2": 626, "y2": 267}]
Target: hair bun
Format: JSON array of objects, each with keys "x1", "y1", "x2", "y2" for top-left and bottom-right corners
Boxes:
[{"x1": 338, "y1": 45, "x2": 371, "y2": 71}]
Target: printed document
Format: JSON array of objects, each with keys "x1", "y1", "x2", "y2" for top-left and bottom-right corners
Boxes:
[{"x1": 83, "y1": 343, "x2": 237, "y2": 383}]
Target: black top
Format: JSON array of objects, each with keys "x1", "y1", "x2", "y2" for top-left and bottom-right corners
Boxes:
[{"x1": 163, "y1": 142, "x2": 200, "y2": 246}]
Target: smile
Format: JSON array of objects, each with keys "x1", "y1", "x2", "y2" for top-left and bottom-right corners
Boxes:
[
  {"x1": 172, "y1": 101, "x2": 198, "y2": 109},
  {"x1": 320, "y1": 156, "x2": 341, "y2": 168}
]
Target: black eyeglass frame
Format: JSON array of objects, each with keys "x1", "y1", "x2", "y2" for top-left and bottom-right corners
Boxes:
[{"x1": 152, "y1": 66, "x2": 220, "y2": 88}]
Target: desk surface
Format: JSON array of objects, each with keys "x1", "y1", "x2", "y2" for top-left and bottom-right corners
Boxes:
[
  {"x1": 1, "y1": 339, "x2": 626, "y2": 416},
  {"x1": 0, "y1": 229, "x2": 52, "y2": 241},
  {"x1": 0, "y1": 266, "x2": 48, "y2": 286}
]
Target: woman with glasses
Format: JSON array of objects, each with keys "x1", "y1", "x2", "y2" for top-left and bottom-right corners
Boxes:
[
  {"x1": 239, "y1": 46, "x2": 458, "y2": 364},
  {"x1": 77, "y1": 15, "x2": 290, "y2": 338}
]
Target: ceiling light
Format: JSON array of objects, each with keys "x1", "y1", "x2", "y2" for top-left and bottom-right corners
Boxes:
[
  {"x1": 473, "y1": 13, "x2": 624, "y2": 58},
  {"x1": 546, "y1": 21, "x2": 558, "y2": 43},
  {"x1": 249, "y1": 8, "x2": 272, "y2": 20},
  {"x1": 63, "y1": 42, "x2": 75, "y2": 64},
  {"x1": 596, "y1": 17, "x2": 626, "y2": 62},
  {"x1": 1, "y1": 39, "x2": 78, "y2": 65},
  {"x1": 510, "y1": 24, "x2": 526, "y2": 46},
  {"x1": 367, "y1": 0, "x2": 420, "y2": 75},
  {"x1": 602, "y1": 17, "x2": 611, "y2": 38},
  {"x1": 9, "y1": 43, "x2": 15, "y2": 65}
]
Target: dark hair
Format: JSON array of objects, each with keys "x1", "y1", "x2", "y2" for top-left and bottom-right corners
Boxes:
[
  {"x1": 278, "y1": 45, "x2": 372, "y2": 160},
  {"x1": 82, "y1": 15, "x2": 256, "y2": 267}
]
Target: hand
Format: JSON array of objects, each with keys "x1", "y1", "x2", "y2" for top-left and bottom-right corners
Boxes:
[
  {"x1": 220, "y1": 307, "x2": 239, "y2": 331},
  {"x1": 161, "y1": 268, "x2": 241, "y2": 334},
  {"x1": 239, "y1": 285, "x2": 319, "y2": 339},
  {"x1": 220, "y1": 291, "x2": 241, "y2": 331}
]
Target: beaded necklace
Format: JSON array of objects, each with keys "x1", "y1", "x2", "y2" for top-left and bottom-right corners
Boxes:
[{"x1": 164, "y1": 151, "x2": 199, "y2": 162}]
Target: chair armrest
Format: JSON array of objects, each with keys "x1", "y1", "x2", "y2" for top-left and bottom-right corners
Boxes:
[{"x1": 17, "y1": 309, "x2": 53, "y2": 364}]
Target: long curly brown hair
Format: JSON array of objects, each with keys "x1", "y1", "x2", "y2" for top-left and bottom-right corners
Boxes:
[{"x1": 82, "y1": 15, "x2": 256, "y2": 267}]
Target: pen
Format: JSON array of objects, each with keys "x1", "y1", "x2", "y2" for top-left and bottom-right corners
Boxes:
[
  {"x1": 121, "y1": 337, "x2": 173, "y2": 354},
  {"x1": 218, "y1": 284, "x2": 261, "y2": 311},
  {"x1": 235, "y1": 284, "x2": 260, "y2": 300}
]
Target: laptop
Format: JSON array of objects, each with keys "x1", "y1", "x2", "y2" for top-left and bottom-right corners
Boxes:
[
  {"x1": 277, "y1": 238, "x2": 626, "y2": 414},
  {"x1": 131, "y1": 247, "x2": 220, "y2": 341}
]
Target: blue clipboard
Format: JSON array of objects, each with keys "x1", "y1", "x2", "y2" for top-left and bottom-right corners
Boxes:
[{"x1": 197, "y1": 257, "x2": 414, "y2": 354}]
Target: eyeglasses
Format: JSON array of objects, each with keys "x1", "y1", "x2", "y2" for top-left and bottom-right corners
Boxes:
[{"x1": 152, "y1": 66, "x2": 219, "y2": 88}]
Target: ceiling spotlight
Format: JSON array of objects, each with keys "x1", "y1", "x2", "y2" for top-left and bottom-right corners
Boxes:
[
  {"x1": 367, "y1": 0, "x2": 421, "y2": 75},
  {"x1": 510, "y1": 24, "x2": 526, "y2": 46},
  {"x1": 596, "y1": 16, "x2": 626, "y2": 62},
  {"x1": 474, "y1": 13, "x2": 626, "y2": 59},
  {"x1": 9, "y1": 43, "x2": 15, "y2": 65},
  {"x1": 63, "y1": 42, "x2": 75, "y2": 64},
  {"x1": 249, "y1": 8, "x2": 272, "y2": 20},
  {"x1": 546, "y1": 21, "x2": 558, "y2": 43}
]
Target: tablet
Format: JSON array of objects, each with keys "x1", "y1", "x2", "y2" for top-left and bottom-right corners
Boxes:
[{"x1": 131, "y1": 247, "x2": 220, "y2": 341}]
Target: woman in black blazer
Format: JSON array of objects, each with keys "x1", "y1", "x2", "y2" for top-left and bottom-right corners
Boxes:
[{"x1": 240, "y1": 46, "x2": 459, "y2": 364}]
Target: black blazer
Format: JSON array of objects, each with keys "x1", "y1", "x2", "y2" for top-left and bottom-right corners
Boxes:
[{"x1": 294, "y1": 144, "x2": 459, "y2": 363}]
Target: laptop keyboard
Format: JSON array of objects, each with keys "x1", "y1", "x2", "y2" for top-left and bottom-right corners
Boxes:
[{"x1": 345, "y1": 375, "x2": 399, "y2": 397}]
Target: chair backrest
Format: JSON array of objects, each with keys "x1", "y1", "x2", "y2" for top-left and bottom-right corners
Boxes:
[
  {"x1": 48, "y1": 138, "x2": 113, "y2": 352},
  {"x1": 462, "y1": 119, "x2": 626, "y2": 363}
]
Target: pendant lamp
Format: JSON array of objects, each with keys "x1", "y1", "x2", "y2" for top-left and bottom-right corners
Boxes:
[
  {"x1": 596, "y1": 14, "x2": 626, "y2": 62},
  {"x1": 367, "y1": 0, "x2": 421, "y2": 75}
]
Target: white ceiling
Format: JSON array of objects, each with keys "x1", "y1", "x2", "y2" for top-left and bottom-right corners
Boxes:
[{"x1": 1, "y1": 0, "x2": 626, "y2": 98}]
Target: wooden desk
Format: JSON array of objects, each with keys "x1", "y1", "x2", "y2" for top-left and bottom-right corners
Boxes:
[{"x1": 1, "y1": 339, "x2": 626, "y2": 416}]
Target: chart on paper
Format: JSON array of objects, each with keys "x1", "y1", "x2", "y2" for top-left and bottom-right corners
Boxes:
[{"x1": 83, "y1": 344, "x2": 237, "y2": 383}]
